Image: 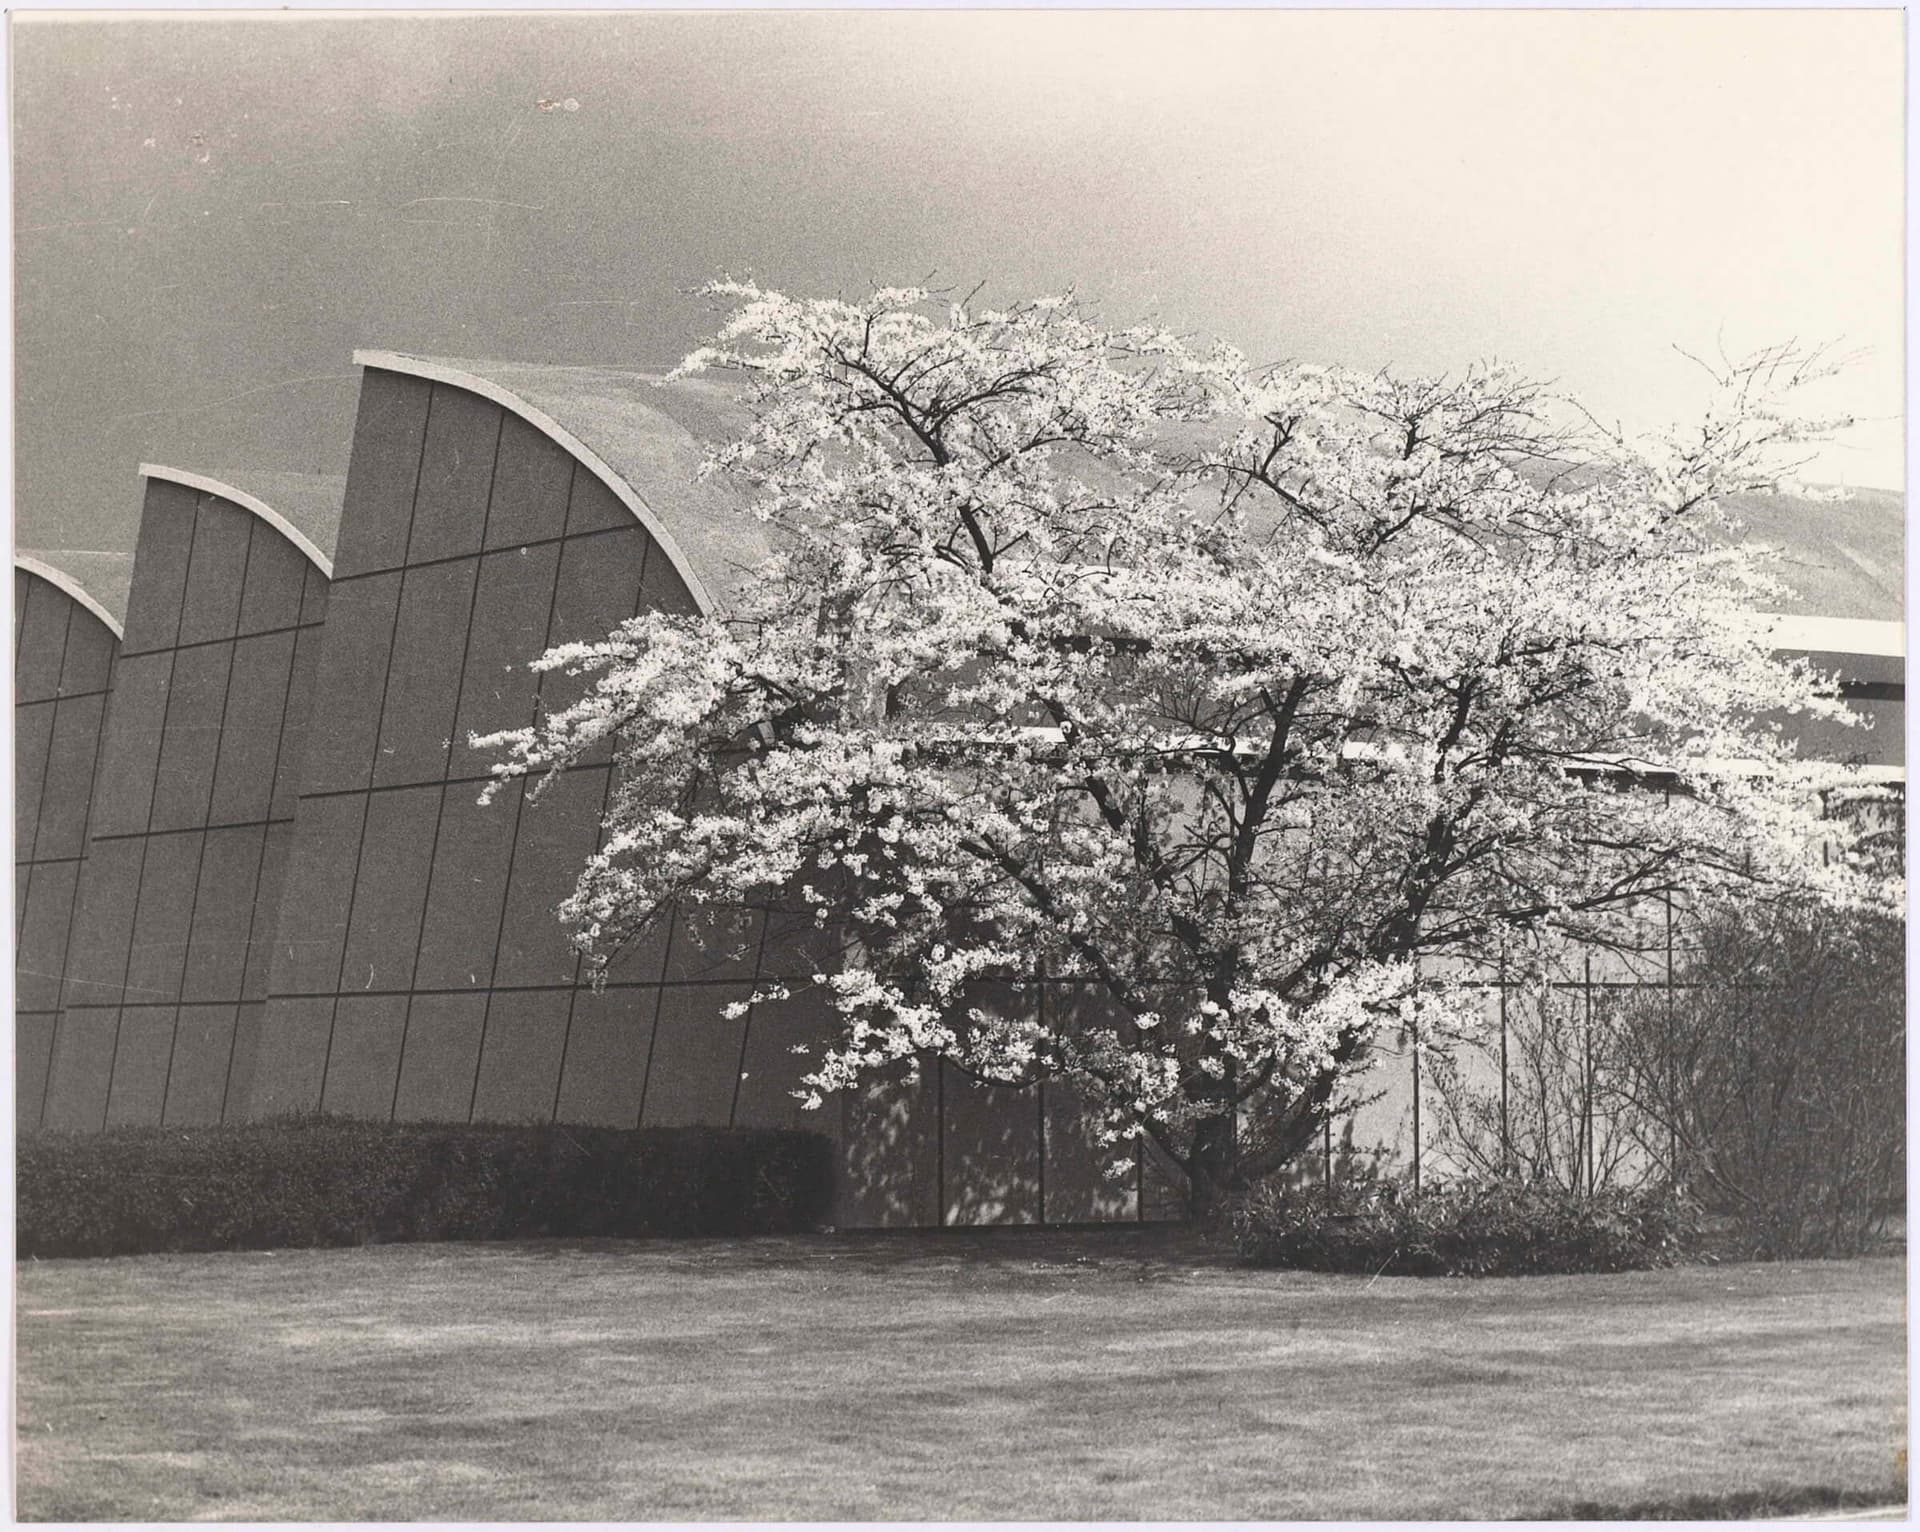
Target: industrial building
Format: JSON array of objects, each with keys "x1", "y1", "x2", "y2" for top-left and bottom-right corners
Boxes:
[{"x1": 17, "y1": 352, "x2": 1905, "y2": 1224}]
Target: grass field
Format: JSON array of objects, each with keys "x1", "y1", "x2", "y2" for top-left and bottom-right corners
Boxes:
[{"x1": 14, "y1": 1228, "x2": 1907, "y2": 1521}]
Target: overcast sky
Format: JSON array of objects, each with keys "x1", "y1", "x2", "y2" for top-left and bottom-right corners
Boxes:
[{"x1": 13, "y1": 9, "x2": 1905, "y2": 554}]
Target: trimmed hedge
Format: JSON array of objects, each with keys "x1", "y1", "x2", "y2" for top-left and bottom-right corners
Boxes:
[
  {"x1": 1233, "y1": 1176, "x2": 1694, "y2": 1277},
  {"x1": 18, "y1": 1116, "x2": 835, "y2": 1259}
]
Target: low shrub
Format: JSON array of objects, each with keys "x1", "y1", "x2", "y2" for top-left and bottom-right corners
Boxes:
[
  {"x1": 18, "y1": 1116, "x2": 835, "y2": 1259},
  {"x1": 1232, "y1": 1175, "x2": 1694, "y2": 1276}
]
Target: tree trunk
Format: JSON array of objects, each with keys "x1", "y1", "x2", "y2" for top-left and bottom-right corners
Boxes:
[{"x1": 1187, "y1": 1112, "x2": 1237, "y2": 1221}]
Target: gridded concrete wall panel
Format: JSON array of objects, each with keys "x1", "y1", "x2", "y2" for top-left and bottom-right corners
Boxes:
[
  {"x1": 297, "y1": 573, "x2": 401, "y2": 794},
  {"x1": 392, "y1": 993, "x2": 489, "y2": 1121},
  {"x1": 248, "y1": 364, "x2": 693, "y2": 1138},
  {"x1": 1040, "y1": 1083, "x2": 1141, "y2": 1224},
  {"x1": 548, "y1": 986, "x2": 656, "y2": 1127},
  {"x1": 15, "y1": 561, "x2": 122, "y2": 1130},
  {"x1": 374, "y1": 561, "x2": 478, "y2": 786},
  {"x1": 449, "y1": 545, "x2": 562, "y2": 777},
  {"x1": 840, "y1": 1064, "x2": 943, "y2": 1228},
  {"x1": 943, "y1": 1067, "x2": 1043, "y2": 1227},
  {"x1": 642, "y1": 983, "x2": 753, "y2": 1127},
  {"x1": 731, "y1": 987, "x2": 840, "y2": 1133},
  {"x1": 471, "y1": 989, "x2": 574, "y2": 1123},
  {"x1": 40, "y1": 471, "x2": 337, "y2": 1132},
  {"x1": 85, "y1": 652, "x2": 172, "y2": 838},
  {"x1": 493, "y1": 769, "x2": 609, "y2": 987},
  {"x1": 413, "y1": 783, "x2": 519, "y2": 990},
  {"x1": 37, "y1": 696, "x2": 109, "y2": 860}
]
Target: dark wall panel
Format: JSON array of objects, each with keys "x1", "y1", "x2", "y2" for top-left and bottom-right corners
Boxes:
[
  {"x1": 320, "y1": 995, "x2": 408, "y2": 1118},
  {"x1": 15, "y1": 579, "x2": 71, "y2": 702},
  {"x1": 391, "y1": 993, "x2": 487, "y2": 1121},
  {"x1": 236, "y1": 997, "x2": 331, "y2": 1117},
  {"x1": 470, "y1": 989, "x2": 571, "y2": 1122},
  {"x1": 265, "y1": 794, "x2": 368, "y2": 997},
  {"x1": 300, "y1": 563, "x2": 330, "y2": 630},
  {"x1": 548, "y1": 527, "x2": 649, "y2": 648},
  {"x1": 41, "y1": 1009, "x2": 119, "y2": 1131},
  {"x1": 1041, "y1": 1083, "x2": 1139, "y2": 1224},
  {"x1": 295, "y1": 572, "x2": 400, "y2": 794},
  {"x1": 493, "y1": 766, "x2": 605, "y2": 987},
  {"x1": 599, "y1": 915, "x2": 670, "y2": 987},
  {"x1": 61, "y1": 836, "x2": 144, "y2": 1006},
  {"x1": 15, "y1": 702, "x2": 53, "y2": 855},
  {"x1": 123, "y1": 832, "x2": 202, "y2": 1006},
  {"x1": 37, "y1": 695, "x2": 108, "y2": 859},
  {"x1": 18, "y1": 1013, "x2": 56, "y2": 1132},
  {"x1": 664, "y1": 906, "x2": 764, "y2": 985},
  {"x1": 223, "y1": 1003, "x2": 267, "y2": 1118},
  {"x1": 731, "y1": 989, "x2": 838, "y2": 1131},
  {"x1": 486, "y1": 413, "x2": 574, "y2": 550},
  {"x1": 238, "y1": 523, "x2": 308, "y2": 636},
  {"x1": 180, "y1": 824, "x2": 267, "y2": 1002},
  {"x1": 942, "y1": 1066, "x2": 1041, "y2": 1227},
  {"x1": 334, "y1": 369, "x2": 428, "y2": 578},
  {"x1": 449, "y1": 542, "x2": 562, "y2": 777},
  {"x1": 639, "y1": 542, "x2": 702, "y2": 619},
  {"x1": 642, "y1": 983, "x2": 752, "y2": 1126},
  {"x1": 211, "y1": 631, "x2": 296, "y2": 825},
  {"x1": 840, "y1": 1063, "x2": 941, "y2": 1229},
  {"x1": 87, "y1": 652, "x2": 171, "y2": 838},
  {"x1": 338, "y1": 785, "x2": 441, "y2": 993},
  {"x1": 15, "y1": 571, "x2": 118, "y2": 1133},
  {"x1": 564, "y1": 464, "x2": 631, "y2": 537},
  {"x1": 163, "y1": 1005, "x2": 238, "y2": 1126},
  {"x1": 61, "y1": 610, "x2": 116, "y2": 696},
  {"x1": 408, "y1": 385, "x2": 501, "y2": 563},
  {"x1": 273, "y1": 624, "x2": 325, "y2": 820},
  {"x1": 16, "y1": 861, "x2": 79, "y2": 1013},
  {"x1": 244, "y1": 827, "x2": 294, "y2": 1005},
  {"x1": 103, "y1": 1010, "x2": 174, "y2": 1127},
  {"x1": 1792, "y1": 696, "x2": 1905, "y2": 766},
  {"x1": 177, "y1": 500, "x2": 251, "y2": 646},
  {"x1": 120, "y1": 480, "x2": 196, "y2": 651},
  {"x1": 149, "y1": 643, "x2": 232, "y2": 833},
  {"x1": 541, "y1": 529, "x2": 649, "y2": 762},
  {"x1": 373, "y1": 559, "x2": 477, "y2": 786},
  {"x1": 548, "y1": 986, "x2": 652, "y2": 1126},
  {"x1": 413, "y1": 782, "x2": 518, "y2": 990}
]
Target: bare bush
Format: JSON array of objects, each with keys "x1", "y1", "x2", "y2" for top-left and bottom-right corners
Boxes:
[{"x1": 1600, "y1": 902, "x2": 1903, "y2": 1258}]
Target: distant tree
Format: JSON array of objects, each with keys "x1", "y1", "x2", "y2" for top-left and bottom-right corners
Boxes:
[{"x1": 480, "y1": 284, "x2": 1893, "y2": 1216}]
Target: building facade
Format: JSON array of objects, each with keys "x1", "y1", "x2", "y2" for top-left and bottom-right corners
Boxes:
[{"x1": 17, "y1": 352, "x2": 1906, "y2": 1225}]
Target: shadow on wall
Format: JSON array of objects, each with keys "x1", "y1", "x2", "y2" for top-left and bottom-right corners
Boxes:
[
  {"x1": 834, "y1": 971, "x2": 1185, "y2": 1227},
  {"x1": 838, "y1": 1059, "x2": 1158, "y2": 1228}
]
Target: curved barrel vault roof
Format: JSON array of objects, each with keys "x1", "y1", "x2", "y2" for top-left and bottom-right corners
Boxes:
[
  {"x1": 15, "y1": 550, "x2": 133, "y2": 639},
  {"x1": 137, "y1": 465, "x2": 343, "y2": 576},
  {"x1": 353, "y1": 351, "x2": 769, "y2": 613},
  {"x1": 1722, "y1": 487, "x2": 1904, "y2": 626},
  {"x1": 350, "y1": 355, "x2": 1903, "y2": 660}
]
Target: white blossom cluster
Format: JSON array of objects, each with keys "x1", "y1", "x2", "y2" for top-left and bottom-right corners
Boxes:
[{"x1": 476, "y1": 286, "x2": 1897, "y2": 1202}]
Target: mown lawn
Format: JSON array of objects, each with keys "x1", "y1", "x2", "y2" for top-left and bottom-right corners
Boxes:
[{"x1": 14, "y1": 1228, "x2": 1907, "y2": 1521}]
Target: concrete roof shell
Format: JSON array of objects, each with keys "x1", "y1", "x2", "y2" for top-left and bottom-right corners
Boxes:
[
  {"x1": 137, "y1": 465, "x2": 343, "y2": 576},
  {"x1": 348, "y1": 352, "x2": 1903, "y2": 663},
  {"x1": 14, "y1": 550, "x2": 133, "y2": 638},
  {"x1": 352, "y1": 351, "x2": 768, "y2": 614}
]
